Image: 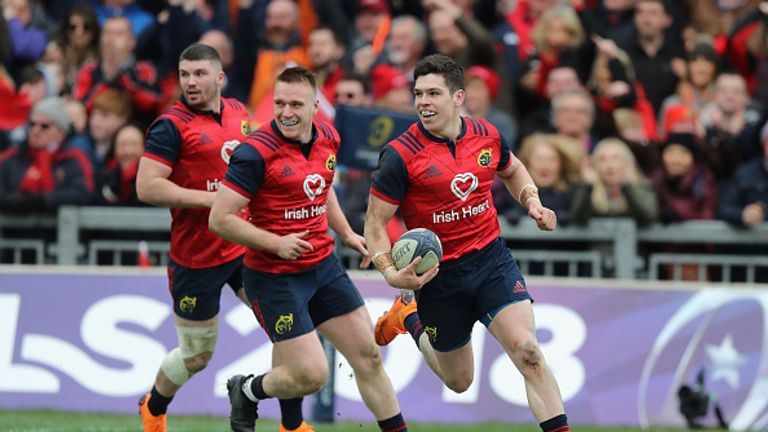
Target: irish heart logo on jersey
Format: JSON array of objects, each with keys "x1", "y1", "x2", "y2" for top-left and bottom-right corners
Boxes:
[
  {"x1": 220, "y1": 140, "x2": 241, "y2": 165},
  {"x1": 450, "y1": 172, "x2": 478, "y2": 201},
  {"x1": 303, "y1": 174, "x2": 326, "y2": 201}
]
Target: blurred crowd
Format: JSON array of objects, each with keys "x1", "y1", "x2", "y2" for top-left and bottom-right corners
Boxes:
[{"x1": 1, "y1": 0, "x2": 767, "y2": 230}]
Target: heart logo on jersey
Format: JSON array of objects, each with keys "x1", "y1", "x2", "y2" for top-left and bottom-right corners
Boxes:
[
  {"x1": 303, "y1": 174, "x2": 326, "y2": 201},
  {"x1": 220, "y1": 140, "x2": 241, "y2": 165},
  {"x1": 450, "y1": 173, "x2": 478, "y2": 201}
]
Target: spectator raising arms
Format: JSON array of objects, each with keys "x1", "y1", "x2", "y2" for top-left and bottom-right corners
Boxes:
[
  {"x1": 72, "y1": 16, "x2": 163, "y2": 122},
  {"x1": 698, "y1": 73, "x2": 764, "y2": 182}
]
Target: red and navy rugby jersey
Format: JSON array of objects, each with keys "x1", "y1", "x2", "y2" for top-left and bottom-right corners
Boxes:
[
  {"x1": 144, "y1": 97, "x2": 251, "y2": 268},
  {"x1": 222, "y1": 119, "x2": 340, "y2": 273},
  {"x1": 371, "y1": 117, "x2": 512, "y2": 260}
]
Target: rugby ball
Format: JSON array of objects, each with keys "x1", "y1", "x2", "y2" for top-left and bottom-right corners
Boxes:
[{"x1": 391, "y1": 228, "x2": 443, "y2": 275}]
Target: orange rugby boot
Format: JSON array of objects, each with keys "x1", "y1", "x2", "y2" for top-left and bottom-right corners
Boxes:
[
  {"x1": 279, "y1": 421, "x2": 316, "y2": 432},
  {"x1": 374, "y1": 290, "x2": 417, "y2": 346},
  {"x1": 138, "y1": 392, "x2": 167, "y2": 432}
]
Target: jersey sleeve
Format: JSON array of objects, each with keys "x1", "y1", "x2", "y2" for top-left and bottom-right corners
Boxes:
[
  {"x1": 143, "y1": 119, "x2": 182, "y2": 166},
  {"x1": 223, "y1": 143, "x2": 266, "y2": 198},
  {"x1": 370, "y1": 145, "x2": 409, "y2": 204},
  {"x1": 497, "y1": 133, "x2": 512, "y2": 172}
]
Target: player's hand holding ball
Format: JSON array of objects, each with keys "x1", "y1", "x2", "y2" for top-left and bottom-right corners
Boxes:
[{"x1": 385, "y1": 228, "x2": 442, "y2": 290}]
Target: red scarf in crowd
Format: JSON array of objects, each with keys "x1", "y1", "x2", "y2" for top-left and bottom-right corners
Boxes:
[{"x1": 17, "y1": 147, "x2": 56, "y2": 194}]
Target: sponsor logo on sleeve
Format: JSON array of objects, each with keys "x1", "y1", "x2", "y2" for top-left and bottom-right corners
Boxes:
[{"x1": 326, "y1": 154, "x2": 336, "y2": 171}]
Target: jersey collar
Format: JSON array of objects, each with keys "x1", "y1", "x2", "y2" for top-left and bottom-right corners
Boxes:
[
  {"x1": 180, "y1": 96, "x2": 225, "y2": 118},
  {"x1": 270, "y1": 119, "x2": 318, "y2": 146},
  {"x1": 417, "y1": 116, "x2": 467, "y2": 144}
]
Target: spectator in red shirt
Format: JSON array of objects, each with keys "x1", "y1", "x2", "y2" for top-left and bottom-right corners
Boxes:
[{"x1": 72, "y1": 16, "x2": 163, "y2": 122}]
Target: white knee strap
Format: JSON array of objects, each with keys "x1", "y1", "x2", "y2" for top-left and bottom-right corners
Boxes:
[
  {"x1": 177, "y1": 323, "x2": 218, "y2": 358},
  {"x1": 161, "y1": 348, "x2": 192, "y2": 386}
]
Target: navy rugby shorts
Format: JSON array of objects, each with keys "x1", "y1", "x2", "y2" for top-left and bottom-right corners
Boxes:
[
  {"x1": 243, "y1": 254, "x2": 364, "y2": 342},
  {"x1": 415, "y1": 237, "x2": 533, "y2": 352},
  {"x1": 167, "y1": 255, "x2": 244, "y2": 321}
]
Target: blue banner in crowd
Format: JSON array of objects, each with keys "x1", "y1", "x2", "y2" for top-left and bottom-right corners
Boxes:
[{"x1": 335, "y1": 105, "x2": 418, "y2": 171}]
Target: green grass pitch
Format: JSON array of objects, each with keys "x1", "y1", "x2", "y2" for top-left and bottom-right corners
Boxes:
[{"x1": 0, "y1": 409, "x2": 699, "y2": 432}]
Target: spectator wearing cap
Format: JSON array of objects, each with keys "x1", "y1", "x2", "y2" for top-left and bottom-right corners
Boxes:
[
  {"x1": 650, "y1": 132, "x2": 717, "y2": 222},
  {"x1": 0, "y1": 97, "x2": 94, "y2": 212},
  {"x1": 658, "y1": 40, "x2": 719, "y2": 137},
  {"x1": 717, "y1": 120, "x2": 768, "y2": 228},
  {"x1": 464, "y1": 65, "x2": 518, "y2": 150},
  {"x1": 619, "y1": 0, "x2": 687, "y2": 116},
  {"x1": 370, "y1": 64, "x2": 412, "y2": 112},
  {"x1": 698, "y1": 73, "x2": 764, "y2": 182}
]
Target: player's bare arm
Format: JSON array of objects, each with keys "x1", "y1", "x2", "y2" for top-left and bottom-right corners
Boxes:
[
  {"x1": 364, "y1": 195, "x2": 439, "y2": 290},
  {"x1": 496, "y1": 154, "x2": 557, "y2": 231},
  {"x1": 209, "y1": 185, "x2": 314, "y2": 260},
  {"x1": 327, "y1": 187, "x2": 370, "y2": 269},
  {"x1": 136, "y1": 157, "x2": 217, "y2": 208}
]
